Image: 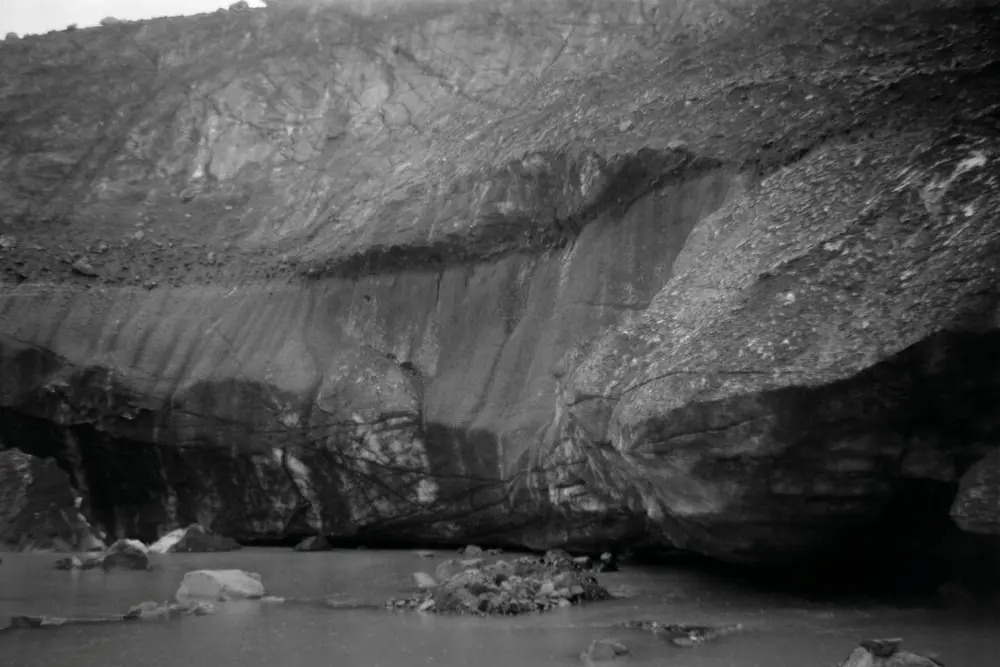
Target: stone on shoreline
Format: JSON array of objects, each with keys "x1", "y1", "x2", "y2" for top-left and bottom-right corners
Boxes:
[
  {"x1": 149, "y1": 524, "x2": 241, "y2": 554},
  {"x1": 388, "y1": 554, "x2": 611, "y2": 616},
  {"x1": 839, "y1": 639, "x2": 943, "y2": 667},
  {"x1": 175, "y1": 569, "x2": 265, "y2": 601},
  {"x1": 102, "y1": 539, "x2": 150, "y2": 570}
]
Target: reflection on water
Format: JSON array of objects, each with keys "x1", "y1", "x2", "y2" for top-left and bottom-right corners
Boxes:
[{"x1": 1, "y1": 549, "x2": 997, "y2": 667}]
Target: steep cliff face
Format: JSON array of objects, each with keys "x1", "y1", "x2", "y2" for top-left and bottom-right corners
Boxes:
[{"x1": 0, "y1": 0, "x2": 997, "y2": 576}]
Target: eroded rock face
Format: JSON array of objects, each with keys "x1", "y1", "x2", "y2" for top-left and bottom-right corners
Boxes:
[
  {"x1": 0, "y1": 448, "x2": 104, "y2": 552},
  {"x1": 389, "y1": 554, "x2": 611, "y2": 615},
  {"x1": 0, "y1": 0, "x2": 998, "y2": 575},
  {"x1": 951, "y1": 450, "x2": 1000, "y2": 535},
  {"x1": 543, "y1": 138, "x2": 1000, "y2": 565}
]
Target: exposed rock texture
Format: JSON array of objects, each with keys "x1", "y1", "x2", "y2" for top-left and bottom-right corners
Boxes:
[
  {"x1": 619, "y1": 620, "x2": 744, "y2": 647},
  {"x1": 0, "y1": 0, "x2": 998, "y2": 574},
  {"x1": 388, "y1": 552, "x2": 611, "y2": 615},
  {"x1": 102, "y1": 538, "x2": 150, "y2": 570},
  {"x1": 839, "y1": 639, "x2": 942, "y2": 667},
  {"x1": 951, "y1": 450, "x2": 1000, "y2": 535},
  {"x1": 294, "y1": 534, "x2": 332, "y2": 551},
  {"x1": 175, "y1": 569, "x2": 265, "y2": 601},
  {"x1": 148, "y1": 523, "x2": 241, "y2": 553},
  {"x1": 0, "y1": 448, "x2": 104, "y2": 551}
]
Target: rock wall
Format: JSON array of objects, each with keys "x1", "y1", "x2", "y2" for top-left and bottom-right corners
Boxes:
[
  {"x1": 0, "y1": 0, "x2": 998, "y2": 575},
  {"x1": 0, "y1": 448, "x2": 105, "y2": 551},
  {"x1": 0, "y1": 169, "x2": 737, "y2": 543}
]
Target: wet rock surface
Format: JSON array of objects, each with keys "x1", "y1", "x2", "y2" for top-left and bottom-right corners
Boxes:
[
  {"x1": 839, "y1": 638, "x2": 944, "y2": 667},
  {"x1": 951, "y1": 450, "x2": 1000, "y2": 535},
  {"x1": 0, "y1": 449, "x2": 105, "y2": 552},
  {"x1": 101, "y1": 538, "x2": 150, "y2": 570},
  {"x1": 124, "y1": 600, "x2": 215, "y2": 621},
  {"x1": 294, "y1": 535, "x2": 332, "y2": 552},
  {"x1": 388, "y1": 551, "x2": 612, "y2": 616},
  {"x1": 0, "y1": 0, "x2": 998, "y2": 577},
  {"x1": 148, "y1": 524, "x2": 241, "y2": 553},
  {"x1": 175, "y1": 569, "x2": 265, "y2": 601}
]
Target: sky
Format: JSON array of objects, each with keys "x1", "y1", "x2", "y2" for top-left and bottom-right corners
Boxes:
[{"x1": 0, "y1": 0, "x2": 266, "y2": 36}]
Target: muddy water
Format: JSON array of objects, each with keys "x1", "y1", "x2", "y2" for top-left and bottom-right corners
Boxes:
[{"x1": 1, "y1": 549, "x2": 997, "y2": 667}]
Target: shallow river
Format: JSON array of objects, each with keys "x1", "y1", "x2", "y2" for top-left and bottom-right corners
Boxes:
[{"x1": 1, "y1": 548, "x2": 997, "y2": 667}]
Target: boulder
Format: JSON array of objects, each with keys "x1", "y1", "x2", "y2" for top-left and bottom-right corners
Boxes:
[
  {"x1": 839, "y1": 639, "x2": 942, "y2": 667},
  {"x1": 175, "y1": 570, "x2": 264, "y2": 601},
  {"x1": 102, "y1": 538, "x2": 149, "y2": 570},
  {"x1": 80, "y1": 553, "x2": 105, "y2": 569},
  {"x1": 294, "y1": 535, "x2": 331, "y2": 551},
  {"x1": 555, "y1": 134, "x2": 1000, "y2": 565},
  {"x1": 461, "y1": 545, "x2": 483, "y2": 556},
  {"x1": 619, "y1": 621, "x2": 744, "y2": 647},
  {"x1": 950, "y1": 450, "x2": 1000, "y2": 535},
  {"x1": 148, "y1": 524, "x2": 241, "y2": 554},
  {"x1": 0, "y1": 449, "x2": 103, "y2": 552},
  {"x1": 412, "y1": 572, "x2": 437, "y2": 589}
]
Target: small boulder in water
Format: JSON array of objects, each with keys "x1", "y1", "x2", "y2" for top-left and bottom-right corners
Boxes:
[
  {"x1": 461, "y1": 545, "x2": 483, "y2": 556},
  {"x1": 148, "y1": 524, "x2": 240, "y2": 554},
  {"x1": 54, "y1": 556, "x2": 82, "y2": 570},
  {"x1": 102, "y1": 539, "x2": 149, "y2": 570},
  {"x1": 414, "y1": 550, "x2": 436, "y2": 558},
  {"x1": 412, "y1": 572, "x2": 437, "y2": 589},
  {"x1": 839, "y1": 639, "x2": 942, "y2": 667},
  {"x1": 175, "y1": 570, "x2": 264, "y2": 601},
  {"x1": 80, "y1": 553, "x2": 104, "y2": 569},
  {"x1": 580, "y1": 639, "x2": 630, "y2": 663},
  {"x1": 124, "y1": 600, "x2": 215, "y2": 621},
  {"x1": 294, "y1": 535, "x2": 331, "y2": 552}
]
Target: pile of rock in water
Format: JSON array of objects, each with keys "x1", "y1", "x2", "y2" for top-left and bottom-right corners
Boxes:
[{"x1": 388, "y1": 547, "x2": 613, "y2": 616}]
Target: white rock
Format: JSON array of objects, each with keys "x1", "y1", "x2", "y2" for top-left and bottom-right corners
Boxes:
[
  {"x1": 117, "y1": 538, "x2": 148, "y2": 554},
  {"x1": 175, "y1": 570, "x2": 264, "y2": 602},
  {"x1": 412, "y1": 572, "x2": 437, "y2": 589},
  {"x1": 148, "y1": 528, "x2": 186, "y2": 554}
]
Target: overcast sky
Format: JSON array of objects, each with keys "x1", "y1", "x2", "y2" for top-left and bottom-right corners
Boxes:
[{"x1": 1, "y1": 0, "x2": 265, "y2": 35}]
